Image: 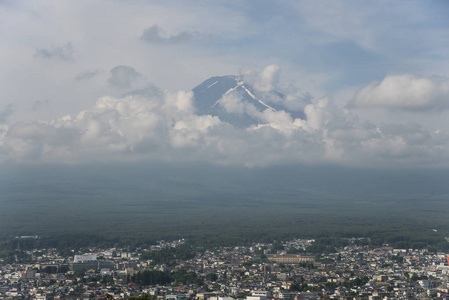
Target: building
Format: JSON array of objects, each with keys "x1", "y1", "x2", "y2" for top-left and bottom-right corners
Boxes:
[
  {"x1": 74, "y1": 254, "x2": 97, "y2": 263},
  {"x1": 266, "y1": 254, "x2": 315, "y2": 264}
]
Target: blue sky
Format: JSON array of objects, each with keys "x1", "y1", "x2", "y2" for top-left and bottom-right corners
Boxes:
[{"x1": 1, "y1": 0, "x2": 449, "y2": 168}]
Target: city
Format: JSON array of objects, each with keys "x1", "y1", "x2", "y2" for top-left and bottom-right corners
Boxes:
[{"x1": 2, "y1": 238, "x2": 449, "y2": 299}]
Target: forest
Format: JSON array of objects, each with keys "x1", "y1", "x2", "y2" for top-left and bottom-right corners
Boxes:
[{"x1": 1, "y1": 163, "x2": 449, "y2": 253}]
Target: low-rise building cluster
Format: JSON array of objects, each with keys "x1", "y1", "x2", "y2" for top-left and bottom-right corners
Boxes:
[{"x1": 1, "y1": 238, "x2": 449, "y2": 299}]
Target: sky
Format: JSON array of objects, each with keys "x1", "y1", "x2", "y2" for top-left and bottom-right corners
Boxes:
[{"x1": 1, "y1": 0, "x2": 449, "y2": 168}]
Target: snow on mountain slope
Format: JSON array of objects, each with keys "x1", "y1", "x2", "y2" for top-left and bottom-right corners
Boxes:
[{"x1": 192, "y1": 75, "x2": 302, "y2": 127}]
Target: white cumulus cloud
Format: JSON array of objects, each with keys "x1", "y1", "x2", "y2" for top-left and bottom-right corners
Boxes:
[
  {"x1": 0, "y1": 72, "x2": 448, "y2": 168},
  {"x1": 108, "y1": 66, "x2": 141, "y2": 89},
  {"x1": 240, "y1": 65, "x2": 281, "y2": 92},
  {"x1": 349, "y1": 74, "x2": 449, "y2": 110}
]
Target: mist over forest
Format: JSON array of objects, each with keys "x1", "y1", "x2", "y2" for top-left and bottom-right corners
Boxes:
[{"x1": 1, "y1": 163, "x2": 448, "y2": 249}]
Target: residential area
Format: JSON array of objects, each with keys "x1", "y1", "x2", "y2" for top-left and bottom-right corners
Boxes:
[{"x1": 1, "y1": 238, "x2": 449, "y2": 299}]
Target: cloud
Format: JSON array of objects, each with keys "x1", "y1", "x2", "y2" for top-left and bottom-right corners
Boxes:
[
  {"x1": 32, "y1": 100, "x2": 49, "y2": 111},
  {"x1": 4, "y1": 121, "x2": 80, "y2": 160},
  {"x1": 252, "y1": 109, "x2": 304, "y2": 136},
  {"x1": 240, "y1": 65, "x2": 281, "y2": 92},
  {"x1": 108, "y1": 66, "x2": 141, "y2": 89},
  {"x1": 304, "y1": 98, "x2": 329, "y2": 130},
  {"x1": 0, "y1": 104, "x2": 14, "y2": 123},
  {"x1": 171, "y1": 115, "x2": 221, "y2": 148},
  {"x1": 349, "y1": 74, "x2": 449, "y2": 110},
  {"x1": 358, "y1": 123, "x2": 445, "y2": 164},
  {"x1": 34, "y1": 42, "x2": 74, "y2": 61},
  {"x1": 254, "y1": 65, "x2": 281, "y2": 92},
  {"x1": 75, "y1": 70, "x2": 103, "y2": 81},
  {"x1": 141, "y1": 25, "x2": 196, "y2": 45},
  {"x1": 0, "y1": 82, "x2": 448, "y2": 169},
  {"x1": 220, "y1": 93, "x2": 256, "y2": 116}
]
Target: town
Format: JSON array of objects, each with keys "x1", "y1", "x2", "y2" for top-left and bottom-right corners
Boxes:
[{"x1": 1, "y1": 237, "x2": 449, "y2": 299}]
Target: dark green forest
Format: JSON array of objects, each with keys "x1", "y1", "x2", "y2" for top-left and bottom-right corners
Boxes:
[{"x1": 1, "y1": 163, "x2": 449, "y2": 251}]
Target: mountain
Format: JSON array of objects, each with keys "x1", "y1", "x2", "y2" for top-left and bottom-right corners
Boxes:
[{"x1": 192, "y1": 75, "x2": 302, "y2": 127}]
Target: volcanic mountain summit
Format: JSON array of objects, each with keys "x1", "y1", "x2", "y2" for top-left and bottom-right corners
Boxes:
[{"x1": 192, "y1": 75, "x2": 301, "y2": 127}]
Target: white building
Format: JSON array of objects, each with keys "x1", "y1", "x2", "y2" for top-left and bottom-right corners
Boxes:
[{"x1": 74, "y1": 254, "x2": 97, "y2": 263}]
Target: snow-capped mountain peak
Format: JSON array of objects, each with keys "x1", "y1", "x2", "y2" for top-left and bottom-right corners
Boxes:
[{"x1": 192, "y1": 75, "x2": 292, "y2": 127}]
